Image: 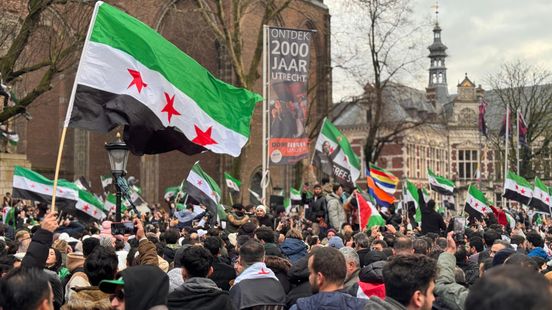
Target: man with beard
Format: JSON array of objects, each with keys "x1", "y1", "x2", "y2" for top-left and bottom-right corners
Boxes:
[{"x1": 290, "y1": 247, "x2": 367, "y2": 310}]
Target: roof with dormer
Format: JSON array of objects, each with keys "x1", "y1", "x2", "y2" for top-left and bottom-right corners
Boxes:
[{"x1": 458, "y1": 74, "x2": 475, "y2": 88}]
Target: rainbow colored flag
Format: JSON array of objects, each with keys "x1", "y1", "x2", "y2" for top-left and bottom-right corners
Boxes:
[
  {"x1": 369, "y1": 163, "x2": 398, "y2": 194},
  {"x1": 367, "y1": 175, "x2": 395, "y2": 207}
]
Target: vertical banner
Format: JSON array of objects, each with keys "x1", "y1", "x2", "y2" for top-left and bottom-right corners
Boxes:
[{"x1": 268, "y1": 27, "x2": 314, "y2": 165}]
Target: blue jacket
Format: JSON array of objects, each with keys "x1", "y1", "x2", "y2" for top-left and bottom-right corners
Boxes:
[
  {"x1": 280, "y1": 238, "x2": 308, "y2": 263},
  {"x1": 528, "y1": 247, "x2": 549, "y2": 260},
  {"x1": 290, "y1": 292, "x2": 367, "y2": 310}
]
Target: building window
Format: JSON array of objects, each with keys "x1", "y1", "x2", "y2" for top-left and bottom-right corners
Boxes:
[{"x1": 458, "y1": 150, "x2": 479, "y2": 180}]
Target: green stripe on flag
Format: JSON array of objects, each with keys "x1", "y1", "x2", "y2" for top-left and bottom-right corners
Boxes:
[
  {"x1": 320, "y1": 118, "x2": 361, "y2": 170},
  {"x1": 90, "y1": 3, "x2": 261, "y2": 137}
]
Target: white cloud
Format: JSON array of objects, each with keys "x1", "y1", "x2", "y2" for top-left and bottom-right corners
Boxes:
[{"x1": 328, "y1": 0, "x2": 552, "y2": 101}]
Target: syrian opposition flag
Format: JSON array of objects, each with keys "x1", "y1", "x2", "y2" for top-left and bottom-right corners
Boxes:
[
  {"x1": 100, "y1": 175, "x2": 112, "y2": 193},
  {"x1": 12, "y1": 166, "x2": 106, "y2": 221},
  {"x1": 529, "y1": 177, "x2": 551, "y2": 214},
  {"x1": 224, "y1": 172, "x2": 241, "y2": 192},
  {"x1": 503, "y1": 170, "x2": 533, "y2": 205},
  {"x1": 290, "y1": 187, "x2": 302, "y2": 202},
  {"x1": 313, "y1": 118, "x2": 361, "y2": 189},
  {"x1": 465, "y1": 185, "x2": 491, "y2": 219},
  {"x1": 186, "y1": 162, "x2": 226, "y2": 221},
  {"x1": 104, "y1": 193, "x2": 129, "y2": 214},
  {"x1": 428, "y1": 169, "x2": 455, "y2": 196},
  {"x1": 164, "y1": 186, "x2": 180, "y2": 201},
  {"x1": 403, "y1": 180, "x2": 421, "y2": 223},
  {"x1": 0, "y1": 127, "x2": 19, "y2": 146},
  {"x1": 66, "y1": 2, "x2": 261, "y2": 156},
  {"x1": 357, "y1": 192, "x2": 385, "y2": 230}
]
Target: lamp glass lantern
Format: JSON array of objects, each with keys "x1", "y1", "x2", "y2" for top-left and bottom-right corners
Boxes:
[{"x1": 105, "y1": 134, "x2": 129, "y2": 176}]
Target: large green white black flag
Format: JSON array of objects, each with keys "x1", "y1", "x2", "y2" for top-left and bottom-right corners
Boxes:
[
  {"x1": 313, "y1": 118, "x2": 361, "y2": 190},
  {"x1": 268, "y1": 27, "x2": 314, "y2": 165}
]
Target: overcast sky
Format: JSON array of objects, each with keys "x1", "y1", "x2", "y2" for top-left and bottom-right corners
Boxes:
[{"x1": 327, "y1": 0, "x2": 552, "y2": 102}]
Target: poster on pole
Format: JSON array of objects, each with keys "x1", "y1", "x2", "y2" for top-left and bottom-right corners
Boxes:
[{"x1": 268, "y1": 27, "x2": 314, "y2": 165}]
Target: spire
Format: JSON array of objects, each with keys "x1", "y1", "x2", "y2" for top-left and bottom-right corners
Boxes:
[{"x1": 427, "y1": 0, "x2": 448, "y2": 104}]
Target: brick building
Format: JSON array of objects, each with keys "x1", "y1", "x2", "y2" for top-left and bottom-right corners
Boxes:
[
  {"x1": 4, "y1": 0, "x2": 331, "y2": 204},
  {"x1": 333, "y1": 22, "x2": 501, "y2": 208}
]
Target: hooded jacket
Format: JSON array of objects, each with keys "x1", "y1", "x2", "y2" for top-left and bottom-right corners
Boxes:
[
  {"x1": 290, "y1": 291, "x2": 368, "y2": 310},
  {"x1": 122, "y1": 265, "x2": 169, "y2": 310},
  {"x1": 61, "y1": 286, "x2": 112, "y2": 310},
  {"x1": 280, "y1": 238, "x2": 308, "y2": 263},
  {"x1": 167, "y1": 277, "x2": 235, "y2": 310},
  {"x1": 434, "y1": 252, "x2": 468, "y2": 310},
  {"x1": 210, "y1": 256, "x2": 236, "y2": 291},
  {"x1": 326, "y1": 193, "x2": 346, "y2": 229}
]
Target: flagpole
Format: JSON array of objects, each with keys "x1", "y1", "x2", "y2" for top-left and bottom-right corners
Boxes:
[
  {"x1": 503, "y1": 106, "x2": 510, "y2": 209},
  {"x1": 261, "y1": 25, "x2": 269, "y2": 202},
  {"x1": 516, "y1": 108, "x2": 520, "y2": 174},
  {"x1": 52, "y1": 2, "x2": 102, "y2": 212}
]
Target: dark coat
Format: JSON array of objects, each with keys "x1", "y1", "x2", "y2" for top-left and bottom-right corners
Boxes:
[
  {"x1": 210, "y1": 257, "x2": 236, "y2": 291},
  {"x1": 265, "y1": 242, "x2": 284, "y2": 258},
  {"x1": 265, "y1": 255, "x2": 292, "y2": 294},
  {"x1": 280, "y1": 238, "x2": 308, "y2": 264},
  {"x1": 290, "y1": 292, "x2": 368, "y2": 310},
  {"x1": 286, "y1": 256, "x2": 311, "y2": 309},
  {"x1": 304, "y1": 195, "x2": 327, "y2": 223},
  {"x1": 168, "y1": 277, "x2": 235, "y2": 310}
]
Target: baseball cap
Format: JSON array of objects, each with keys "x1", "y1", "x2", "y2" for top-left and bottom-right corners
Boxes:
[{"x1": 99, "y1": 277, "x2": 125, "y2": 294}]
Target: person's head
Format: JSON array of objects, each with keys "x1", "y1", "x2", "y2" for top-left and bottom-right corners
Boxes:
[
  {"x1": 483, "y1": 229, "x2": 500, "y2": 247},
  {"x1": 394, "y1": 237, "x2": 414, "y2": 255},
  {"x1": 504, "y1": 253, "x2": 539, "y2": 272},
  {"x1": 353, "y1": 232, "x2": 370, "y2": 250},
  {"x1": 309, "y1": 247, "x2": 347, "y2": 293},
  {"x1": 203, "y1": 236, "x2": 222, "y2": 256},
  {"x1": 82, "y1": 237, "x2": 100, "y2": 257},
  {"x1": 99, "y1": 265, "x2": 169, "y2": 310},
  {"x1": 510, "y1": 234, "x2": 526, "y2": 250},
  {"x1": 164, "y1": 228, "x2": 180, "y2": 245},
  {"x1": 413, "y1": 239, "x2": 430, "y2": 256},
  {"x1": 255, "y1": 226, "x2": 275, "y2": 244},
  {"x1": 237, "y1": 239, "x2": 264, "y2": 273},
  {"x1": 286, "y1": 228, "x2": 303, "y2": 240},
  {"x1": 232, "y1": 203, "x2": 244, "y2": 212},
  {"x1": 313, "y1": 184, "x2": 322, "y2": 196},
  {"x1": 468, "y1": 237, "x2": 484, "y2": 255},
  {"x1": 479, "y1": 258, "x2": 494, "y2": 278},
  {"x1": 255, "y1": 205, "x2": 267, "y2": 217},
  {"x1": 526, "y1": 231, "x2": 544, "y2": 250},
  {"x1": 84, "y1": 246, "x2": 118, "y2": 286},
  {"x1": 383, "y1": 254, "x2": 437, "y2": 310},
  {"x1": 332, "y1": 184, "x2": 343, "y2": 196},
  {"x1": 15, "y1": 230, "x2": 31, "y2": 253},
  {"x1": 1, "y1": 268, "x2": 54, "y2": 310},
  {"x1": 339, "y1": 247, "x2": 360, "y2": 279},
  {"x1": 490, "y1": 240, "x2": 511, "y2": 257},
  {"x1": 371, "y1": 239, "x2": 388, "y2": 252},
  {"x1": 326, "y1": 228, "x2": 337, "y2": 239},
  {"x1": 180, "y1": 245, "x2": 214, "y2": 279},
  {"x1": 465, "y1": 265, "x2": 552, "y2": 310},
  {"x1": 427, "y1": 200, "x2": 436, "y2": 211}
]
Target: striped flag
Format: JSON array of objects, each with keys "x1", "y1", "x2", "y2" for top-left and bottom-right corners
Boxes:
[
  {"x1": 100, "y1": 175, "x2": 112, "y2": 192},
  {"x1": 465, "y1": 185, "x2": 490, "y2": 219},
  {"x1": 367, "y1": 175, "x2": 395, "y2": 207},
  {"x1": 224, "y1": 172, "x2": 241, "y2": 192},
  {"x1": 529, "y1": 177, "x2": 551, "y2": 214},
  {"x1": 290, "y1": 187, "x2": 302, "y2": 201},
  {"x1": 66, "y1": 2, "x2": 261, "y2": 156},
  {"x1": 12, "y1": 166, "x2": 106, "y2": 221},
  {"x1": 369, "y1": 163, "x2": 398, "y2": 194},
  {"x1": 186, "y1": 162, "x2": 226, "y2": 221},
  {"x1": 357, "y1": 191, "x2": 385, "y2": 230},
  {"x1": 403, "y1": 180, "x2": 421, "y2": 223},
  {"x1": 427, "y1": 168, "x2": 455, "y2": 196},
  {"x1": 503, "y1": 170, "x2": 533, "y2": 205}
]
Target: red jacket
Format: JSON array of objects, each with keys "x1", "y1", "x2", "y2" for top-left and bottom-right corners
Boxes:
[{"x1": 490, "y1": 205, "x2": 508, "y2": 227}]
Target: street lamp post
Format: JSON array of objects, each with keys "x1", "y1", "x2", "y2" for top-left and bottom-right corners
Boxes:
[{"x1": 105, "y1": 133, "x2": 129, "y2": 222}]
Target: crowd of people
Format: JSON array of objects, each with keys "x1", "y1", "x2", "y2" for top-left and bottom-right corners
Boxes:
[{"x1": 1, "y1": 181, "x2": 552, "y2": 310}]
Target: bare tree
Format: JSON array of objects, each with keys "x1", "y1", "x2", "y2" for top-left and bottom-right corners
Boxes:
[
  {"x1": 333, "y1": 0, "x2": 429, "y2": 167},
  {"x1": 0, "y1": 0, "x2": 92, "y2": 123},
  {"x1": 487, "y1": 60, "x2": 552, "y2": 178}
]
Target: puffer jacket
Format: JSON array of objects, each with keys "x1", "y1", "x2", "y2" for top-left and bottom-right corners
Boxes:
[
  {"x1": 326, "y1": 193, "x2": 346, "y2": 229},
  {"x1": 61, "y1": 286, "x2": 112, "y2": 310},
  {"x1": 280, "y1": 238, "x2": 308, "y2": 263}
]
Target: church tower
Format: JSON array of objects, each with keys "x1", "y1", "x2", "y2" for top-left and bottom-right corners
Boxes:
[{"x1": 426, "y1": 4, "x2": 449, "y2": 106}]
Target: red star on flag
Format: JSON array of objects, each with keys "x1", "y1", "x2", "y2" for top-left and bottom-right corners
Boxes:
[
  {"x1": 82, "y1": 205, "x2": 90, "y2": 212},
  {"x1": 58, "y1": 188, "x2": 63, "y2": 193},
  {"x1": 546, "y1": 197, "x2": 550, "y2": 203},
  {"x1": 481, "y1": 207, "x2": 487, "y2": 212},
  {"x1": 521, "y1": 188, "x2": 525, "y2": 194},
  {"x1": 329, "y1": 146, "x2": 335, "y2": 153},
  {"x1": 515, "y1": 185, "x2": 519, "y2": 190},
  {"x1": 343, "y1": 156, "x2": 348, "y2": 163},
  {"x1": 197, "y1": 180, "x2": 203, "y2": 186},
  {"x1": 127, "y1": 69, "x2": 148, "y2": 93},
  {"x1": 258, "y1": 268, "x2": 270, "y2": 275},
  {"x1": 475, "y1": 202, "x2": 479, "y2": 207},
  {"x1": 30, "y1": 184, "x2": 35, "y2": 188},
  {"x1": 161, "y1": 92, "x2": 181, "y2": 123},
  {"x1": 192, "y1": 125, "x2": 217, "y2": 146}
]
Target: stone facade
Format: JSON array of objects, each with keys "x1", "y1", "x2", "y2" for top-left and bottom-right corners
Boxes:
[{"x1": 5, "y1": 0, "x2": 331, "y2": 204}]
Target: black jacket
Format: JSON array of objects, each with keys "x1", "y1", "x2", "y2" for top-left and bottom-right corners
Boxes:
[
  {"x1": 265, "y1": 256, "x2": 291, "y2": 294},
  {"x1": 286, "y1": 256, "x2": 312, "y2": 308},
  {"x1": 418, "y1": 190, "x2": 446, "y2": 235},
  {"x1": 210, "y1": 258, "x2": 236, "y2": 291},
  {"x1": 168, "y1": 277, "x2": 235, "y2": 310},
  {"x1": 121, "y1": 265, "x2": 169, "y2": 310},
  {"x1": 304, "y1": 195, "x2": 327, "y2": 223},
  {"x1": 290, "y1": 292, "x2": 367, "y2": 310}
]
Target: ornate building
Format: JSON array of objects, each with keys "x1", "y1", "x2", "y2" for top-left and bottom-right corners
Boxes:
[{"x1": 333, "y1": 21, "x2": 499, "y2": 208}]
